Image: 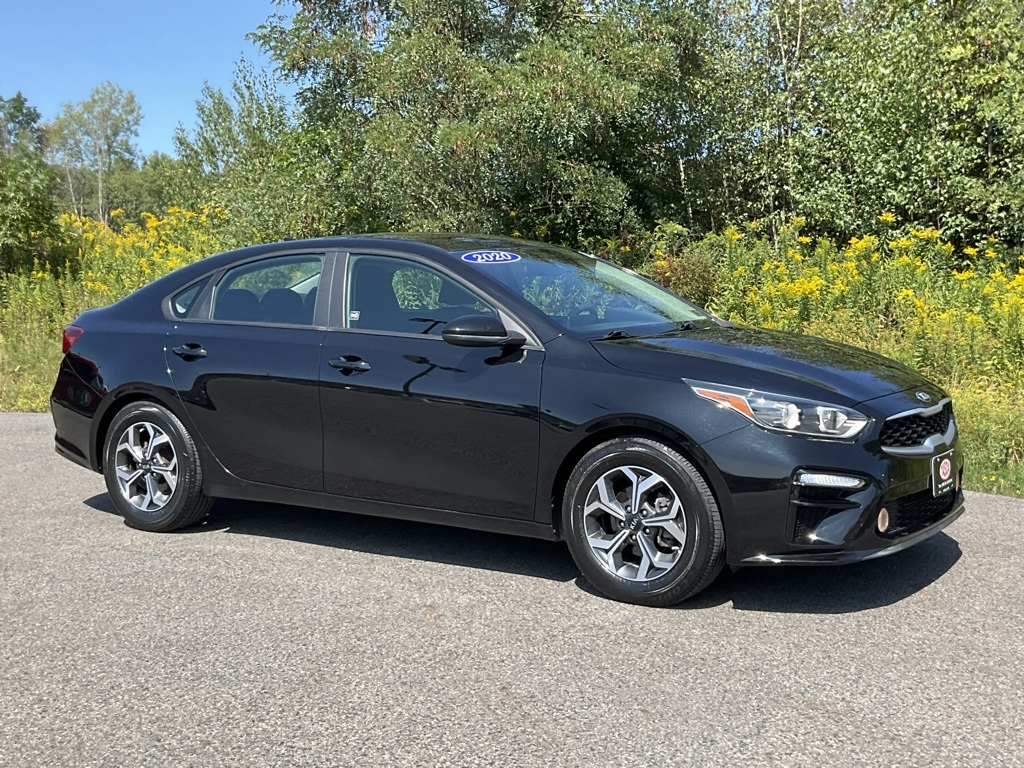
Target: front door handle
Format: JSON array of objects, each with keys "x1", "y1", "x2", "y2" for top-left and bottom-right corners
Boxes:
[
  {"x1": 171, "y1": 343, "x2": 207, "y2": 360},
  {"x1": 329, "y1": 356, "x2": 371, "y2": 374}
]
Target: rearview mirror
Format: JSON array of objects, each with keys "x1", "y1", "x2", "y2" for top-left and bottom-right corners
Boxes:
[{"x1": 441, "y1": 314, "x2": 525, "y2": 348}]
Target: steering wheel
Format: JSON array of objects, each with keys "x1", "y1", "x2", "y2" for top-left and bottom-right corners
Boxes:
[{"x1": 568, "y1": 305, "x2": 600, "y2": 327}]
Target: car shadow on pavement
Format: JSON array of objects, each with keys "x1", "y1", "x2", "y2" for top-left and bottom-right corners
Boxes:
[
  {"x1": 673, "y1": 531, "x2": 963, "y2": 613},
  {"x1": 85, "y1": 494, "x2": 962, "y2": 611},
  {"x1": 84, "y1": 494, "x2": 579, "y2": 583}
]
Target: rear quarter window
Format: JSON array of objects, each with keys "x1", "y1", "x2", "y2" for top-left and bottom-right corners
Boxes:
[{"x1": 171, "y1": 277, "x2": 210, "y2": 318}]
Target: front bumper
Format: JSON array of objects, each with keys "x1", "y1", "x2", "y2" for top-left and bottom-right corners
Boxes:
[
  {"x1": 702, "y1": 396, "x2": 966, "y2": 566},
  {"x1": 739, "y1": 491, "x2": 965, "y2": 564}
]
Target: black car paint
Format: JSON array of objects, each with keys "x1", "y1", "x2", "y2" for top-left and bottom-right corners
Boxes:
[
  {"x1": 319, "y1": 327, "x2": 544, "y2": 518},
  {"x1": 51, "y1": 235, "x2": 965, "y2": 564}
]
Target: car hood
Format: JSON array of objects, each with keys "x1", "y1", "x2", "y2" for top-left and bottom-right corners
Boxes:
[{"x1": 593, "y1": 325, "x2": 937, "y2": 407}]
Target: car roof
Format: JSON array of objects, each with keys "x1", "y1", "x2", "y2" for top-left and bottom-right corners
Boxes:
[
  {"x1": 159, "y1": 234, "x2": 566, "y2": 282},
  {"x1": 244, "y1": 233, "x2": 557, "y2": 258}
]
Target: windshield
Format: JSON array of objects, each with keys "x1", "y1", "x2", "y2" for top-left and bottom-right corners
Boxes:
[{"x1": 460, "y1": 245, "x2": 712, "y2": 337}]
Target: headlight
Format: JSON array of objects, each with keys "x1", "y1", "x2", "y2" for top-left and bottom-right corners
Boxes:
[{"x1": 685, "y1": 380, "x2": 870, "y2": 440}]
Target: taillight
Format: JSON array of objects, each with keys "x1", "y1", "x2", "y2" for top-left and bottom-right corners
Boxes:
[{"x1": 62, "y1": 325, "x2": 84, "y2": 355}]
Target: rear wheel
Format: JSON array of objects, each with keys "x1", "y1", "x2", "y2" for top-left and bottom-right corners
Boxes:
[
  {"x1": 562, "y1": 437, "x2": 724, "y2": 606},
  {"x1": 103, "y1": 402, "x2": 211, "y2": 532}
]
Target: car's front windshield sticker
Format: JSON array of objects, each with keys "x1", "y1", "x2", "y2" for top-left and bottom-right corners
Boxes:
[{"x1": 461, "y1": 250, "x2": 521, "y2": 264}]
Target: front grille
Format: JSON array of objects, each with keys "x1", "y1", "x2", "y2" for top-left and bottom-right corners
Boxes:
[
  {"x1": 880, "y1": 402, "x2": 953, "y2": 448},
  {"x1": 881, "y1": 487, "x2": 957, "y2": 539}
]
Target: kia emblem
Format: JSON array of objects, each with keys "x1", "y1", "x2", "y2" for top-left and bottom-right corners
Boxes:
[{"x1": 916, "y1": 391, "x2": 932, "y2": 403}]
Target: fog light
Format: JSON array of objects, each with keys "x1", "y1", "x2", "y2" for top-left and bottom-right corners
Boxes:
[
  {"x1": 877, "y1": 507, "x2": 890, "y2": 533},
  {"x1": 794, "y1": 471, "x2": 865, "y2": 489}
]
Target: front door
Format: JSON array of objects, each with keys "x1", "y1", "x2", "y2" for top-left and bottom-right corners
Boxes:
[
  {"x1": 319, "y1": 253, "x2": 543, "y2": 519},
  {"x1": 166, "y1": 251, "x2": 329, "y2": 491}
]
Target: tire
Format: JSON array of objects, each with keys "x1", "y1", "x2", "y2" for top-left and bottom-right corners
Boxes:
[
  {"x1": 102, "y1": 401, "x2": 212, "y2": 532},
  {"x1": 562, "y1": 437, "x2": 724, "y2": 607}
]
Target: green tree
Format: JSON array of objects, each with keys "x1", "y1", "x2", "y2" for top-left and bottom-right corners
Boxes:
[
  {"x1": 52, "y1": 83, "x2": 142, "y2": 223},
  {"x1": 215, "y1": 0, "x2": 713, "y2": 243},
  {"x1": 106, "y1": 151, "x2": 191, "y2": 222},
  {"x1": 175, "y1": 61, "x2": 338, "y2": 244},
  {"x1": 701, "y1": 0, "x2": 1024, "y2": 245},
  {"x1": 0, "y1": 93, "x2": 57, "y2": 271},
  {"x1": 46, "y1": 111, "x2": 89, "y2": 217},
  {"x1": 171, "y1": 0, "x2": 1024, "y2": 249},
  {"x1": 0, "y1": 92, "x2": 44, "y2": 155}
]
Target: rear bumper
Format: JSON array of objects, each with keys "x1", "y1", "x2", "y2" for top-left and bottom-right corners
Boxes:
[
  {"x1": 54, "y1": 427, "x2": 93, "y2": 470},
  {"x1": 51, "y1": 360, "x2": 100, "y2": 472},
  {"x1": 51, "y1": 395, "x2": 96, "y2": 470}
]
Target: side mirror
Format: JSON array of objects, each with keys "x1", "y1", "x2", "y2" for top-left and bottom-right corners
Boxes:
[{"x1": 441, "y1": 314, "x2": 525, "y2": 348}]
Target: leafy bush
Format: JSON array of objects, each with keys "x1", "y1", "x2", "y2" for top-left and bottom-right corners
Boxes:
[{"x1": 0, "y1": 207, "x2": 227, "y2": 410}]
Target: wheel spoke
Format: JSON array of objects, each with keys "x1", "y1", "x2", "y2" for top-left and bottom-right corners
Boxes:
[
  {"x1": 645, "y1": 495, "x2": 682, "y2": 523},
  {"x1": 145, "y1": 431, "x2": 171, "y2": 459},
  {"x1": 631, "y1": 472, "x2": 662, "y2": 516},
  {"x1": 635, "y1": 534, "x2": 661, "y2": 580},
  {"x1": 116, "y1": 467, "x2": 144, "y2": 492},
  {"x1": 653, "y1": 518, "x2": 687, "y2": 547},
  {"x1": 591, "y1": 529, "x2": 630, "y2": 572},
  {"x1": 590, "y1": 475, "x2": 626, "y2": 520},
  {"x1": 118, "y1": 437, "x2": 144, "y2": 463},
  {"x1": 144, "y1": 474, "x2": 161, "y2": 508},
  {"x1": 585, "y1": 498, "x2": 625, "y2": 522},
  {"x1": 136, "y1": 475, "x2": 153, "y2": 510},
  {"x1": 589, "y1": 528, "x2": 629, "y2": 554},
  {"x1": 152, "y1": 465, "x2": 177, "y2": 493}
]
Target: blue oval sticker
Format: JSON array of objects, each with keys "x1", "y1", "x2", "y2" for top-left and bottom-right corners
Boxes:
[{"x1": 461, "y1": 250, "x2": 521, "y2": 264}]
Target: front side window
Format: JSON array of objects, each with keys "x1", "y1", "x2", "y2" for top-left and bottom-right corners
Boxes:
[
  {"x1": 460, "y1": 244, "x2": 712, "y2": 336},
  {"x1": 346, "y1": 255, "x2": 495, "y2": 335},
  {"x1": 211, "y1": 254, "x2": 323, "y2": 325}
]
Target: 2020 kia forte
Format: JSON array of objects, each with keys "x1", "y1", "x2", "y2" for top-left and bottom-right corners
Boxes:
[{"x1": 51, "y1": 235, "x2": 965, "y2": 605}]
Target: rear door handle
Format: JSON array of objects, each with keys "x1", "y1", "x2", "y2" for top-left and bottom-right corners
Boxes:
[
  {"x1": 329, "y1": 356, "x2": 371, "y2": 374},
  {"x1": 171, "y1": 343, "x2": 207, "y2": 360}
]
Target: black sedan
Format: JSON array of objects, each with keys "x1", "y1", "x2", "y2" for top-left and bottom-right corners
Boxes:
[{"x1": 51, "y1": 235, "x2": 965, "y2": 606}]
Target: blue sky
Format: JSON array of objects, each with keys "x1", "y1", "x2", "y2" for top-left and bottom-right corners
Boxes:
[{"x1": 0, "y1": 0, "x2": 284, "y2": 157}]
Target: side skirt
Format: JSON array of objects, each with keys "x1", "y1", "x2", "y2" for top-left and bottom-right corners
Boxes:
[{"x1": 205, "y1": 476, "x2": 561, "y2": 542}]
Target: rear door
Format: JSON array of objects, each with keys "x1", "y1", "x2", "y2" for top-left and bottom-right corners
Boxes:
[
  {"x1": 165, "y1": 251, "x2": 333, "y2": 491},
  {"x1": 319, "y1": 252, "x2": 544, "y2": 519}
]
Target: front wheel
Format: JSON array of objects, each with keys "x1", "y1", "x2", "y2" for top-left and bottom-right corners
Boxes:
[
  {"x1": 103, "y1": 402, "x2": 212, "y2": 532},
  {"x1": 562, "y1": 437, "x2": 724, "y2": 606}
]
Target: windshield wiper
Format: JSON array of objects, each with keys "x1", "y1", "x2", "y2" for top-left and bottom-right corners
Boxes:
[
  {"x1": 597, "y1": 329, "x2": 635, "y2": 340},
  {"x1": 652, "y1": 320, "x2": 709, "y2": 335}
]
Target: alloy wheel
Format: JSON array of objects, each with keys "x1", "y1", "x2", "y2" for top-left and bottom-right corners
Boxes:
[
  {"x1": 114, "y1": 421, "x2": 178, "y2": 514},
  {"x1": 583, "y1": 465, "x2": 688, "y2": 582}
]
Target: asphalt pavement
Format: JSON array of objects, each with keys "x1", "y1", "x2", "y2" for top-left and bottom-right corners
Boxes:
[{"x1": 1, "y1": 413, "x2": 1022, "y2": 767}]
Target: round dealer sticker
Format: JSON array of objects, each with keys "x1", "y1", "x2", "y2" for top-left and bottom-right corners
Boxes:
[
  {"x1": 461, "y1": 250, "x2": 521, "y2": 264},
  {"x1": 939, "y1": 458, "x2": 952, "y2": 481}
]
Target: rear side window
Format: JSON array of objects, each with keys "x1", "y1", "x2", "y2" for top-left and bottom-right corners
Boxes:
[
  {"x1": 171, "y1": 278, "x2": 210, "y2": 318},
  {"x1": 212, "y1": 254, "x2": 324, "y2": 326}
]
